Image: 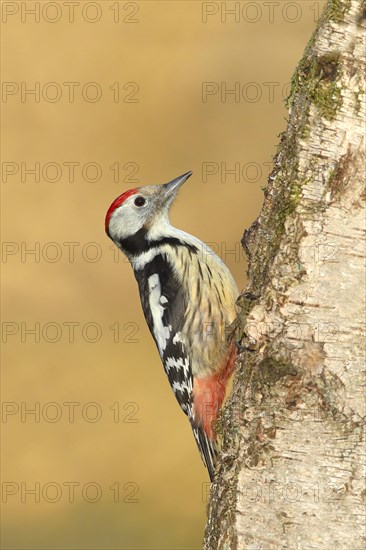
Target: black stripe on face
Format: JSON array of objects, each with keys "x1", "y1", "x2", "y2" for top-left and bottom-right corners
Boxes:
[
  {"x1": 119, "y1": 226, "x2": 149, "y2": 255},
  {"x1": 119, "y1": 226, "x2": 199, "y2": 256}
]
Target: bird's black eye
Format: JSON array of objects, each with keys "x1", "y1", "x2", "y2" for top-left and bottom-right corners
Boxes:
[{"x1": 134, "y1": 196, "x2": 146, "y2": 207}]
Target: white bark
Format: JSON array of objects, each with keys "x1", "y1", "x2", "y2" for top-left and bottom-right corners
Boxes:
[{"x1": 205, "y1": 0, "x2": 366, "y2": 548}]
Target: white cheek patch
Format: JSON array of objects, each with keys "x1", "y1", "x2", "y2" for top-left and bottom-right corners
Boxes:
[
  {"x1": 147, "y1": 274, "x2": 171, "y2": 354},
  {"x1": 109, "y1": 198, "x2": 145, "y2": 241}
]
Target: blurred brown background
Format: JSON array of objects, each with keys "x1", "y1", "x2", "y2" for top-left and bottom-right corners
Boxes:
[{"x1": 1, "y1": 1, "x2": 324, "y2": 548}]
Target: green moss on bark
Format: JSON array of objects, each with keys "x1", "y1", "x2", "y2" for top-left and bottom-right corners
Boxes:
[
  {"x1": 288, "y1": 51, "x2": 342, "y2": 122},
  {"x1": 246, "y1": 41, "x2": 344, "y2": 293},
  {"x1": 327, "y1": 0, "x2": 352, "y2": 21}
]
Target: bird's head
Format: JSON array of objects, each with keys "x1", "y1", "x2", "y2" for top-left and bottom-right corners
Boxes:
[{"x1": 105, "y1": 171, "x2": 192, "y2": 250}]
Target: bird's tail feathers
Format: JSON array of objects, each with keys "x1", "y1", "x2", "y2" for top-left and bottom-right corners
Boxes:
[{"x1": 192, "y1": 424, "x2": 219, "y2": 482}]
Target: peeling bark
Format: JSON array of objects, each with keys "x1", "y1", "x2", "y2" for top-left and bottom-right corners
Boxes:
[{"x1": 205, "y1": 0, "x2": 366, "y2": 548}]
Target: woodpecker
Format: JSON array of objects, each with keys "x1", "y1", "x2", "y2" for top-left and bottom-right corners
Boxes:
[{"x1": 105, "y1": 171, "x2": 239, "y2": 480}]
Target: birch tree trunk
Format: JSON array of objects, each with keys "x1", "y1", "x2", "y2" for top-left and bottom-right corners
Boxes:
[{"x1": 204, "y1": 0, "x2": 365, "y2": 548}]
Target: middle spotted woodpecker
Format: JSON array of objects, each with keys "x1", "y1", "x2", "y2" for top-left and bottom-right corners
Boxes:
[{"x1": 105, "y1": 171, "x2": 239, "y2": 480}]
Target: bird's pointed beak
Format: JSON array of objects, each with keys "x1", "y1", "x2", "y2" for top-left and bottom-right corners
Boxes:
[{"x1": 161, "y1": 171, "x2": 192, "y2": 204}]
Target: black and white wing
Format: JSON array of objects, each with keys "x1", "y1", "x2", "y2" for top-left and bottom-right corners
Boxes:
[
  {"x1": 134, "y1": 252, "x2": 192, "y2": 415},
  {"x1": 134, "y1": 251, "x2": 218, "y2": 480}
]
